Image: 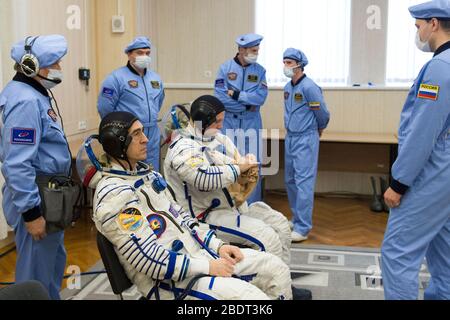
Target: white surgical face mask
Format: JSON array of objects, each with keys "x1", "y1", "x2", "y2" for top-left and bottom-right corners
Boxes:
[
  {"x1": 41, "y1": 69, "x2": 63, "y2": 89},
  {"x1": 244, "y1": 53, "x2": 258, "y2": 64},
  {"x1": 134, "y1": 55, "x2": 152, "y2": 70},
  {"x1": 283, "y1": 66, "x2": 298, "y2": 79},
  {"x1": 415, "y1": 24, "x2": 433, "y2": 53}
]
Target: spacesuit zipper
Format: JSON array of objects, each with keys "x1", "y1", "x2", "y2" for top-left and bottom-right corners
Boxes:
[{"x1": 140, "y1": 190, "x2": 184, "y2": 233}]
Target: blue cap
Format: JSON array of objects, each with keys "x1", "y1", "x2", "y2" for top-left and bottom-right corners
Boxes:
[
  {"x1": 236, "y1": 33, "x2": 263, "y2": 48},
  {"x1": 409, "y1": 0, "x2": 450, "y2": 20},
  {"x1": 11, "y1": 35, "x2": 68, "y2": 68},
  {"x1": 283, "y1": 48, "x2": 309, "y2": 67},
  {"x1": 124, "y1": 36, "x2": 152, "y2": 53}
]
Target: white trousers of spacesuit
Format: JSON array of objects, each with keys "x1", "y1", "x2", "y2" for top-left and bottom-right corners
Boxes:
[
  {"x1": 205, "y1": 202, "x2": 292, "y2": 265},
  {"x1": 155, "y1": 248, "x2": 292, "y2": 300}
]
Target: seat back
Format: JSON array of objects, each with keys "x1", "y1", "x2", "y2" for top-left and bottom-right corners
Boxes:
[{"x1": 96, "y1": 232, "x2": 133, "y2": 296}]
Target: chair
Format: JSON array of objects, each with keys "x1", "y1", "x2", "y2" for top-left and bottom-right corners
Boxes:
[
  {"x1": 96, "y1": 231, "x2": 207, "y2": 301},
  {"x1": 0, "y1": 281, "x2": 50, "y2": 300},
  {"x1": 96, "y1": 232, "x2": 133, "y2": 300}
]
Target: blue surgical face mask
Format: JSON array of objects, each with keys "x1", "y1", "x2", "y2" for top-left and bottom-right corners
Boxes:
[
  {"x1": 415, "y1": 30, "x2": 432, "y2": 52},
  {"x1": 41, "y1": 69, "x2": 63, "y2": 89},
  {"x1": 244, "y1": 53, "x2": 258, "y2": 64},
  {"x1": 283, "y1": 64, "x2": 301, "y2": 79},
  {"x1": 134, "y1": 55, "x2": 152, "y2": 70},
  {"x1": 415, "y1": 21, "x2": 434, "y2": 53},
  {"x1": 283, "y1": 66, "x2": 296, "y2": 78}
]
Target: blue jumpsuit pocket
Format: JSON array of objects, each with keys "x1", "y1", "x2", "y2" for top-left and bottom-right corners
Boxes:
[
  {"x1": 287, "y1": 104, "x2": 307, "y2": 133},
  {"x1": 151, "y1": 90, "x2": 162, "y2": 101},
  {"x1": 45, "y1": 123, "x2": 67, "y2": 145},
  {"x1": 122, "y1": 88, "x2": 145, "y2": 104},
  {"x1": 445, "y1": 131, "x2": 450, "y2": 152}
]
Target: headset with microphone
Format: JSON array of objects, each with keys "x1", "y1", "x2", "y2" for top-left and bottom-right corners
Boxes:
[{"x1": 19, "y1": 36, "x2": 62, "y2": 85}]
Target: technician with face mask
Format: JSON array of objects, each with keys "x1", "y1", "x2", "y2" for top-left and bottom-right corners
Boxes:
[
  {"x1": 282, "y1": 48, "x2": 330, "y2": 243},
  {"x1": 0, "y1": 35, "x2": 70, "y2": 299},
  {"x1": 381, "y1": 0, "x2": 450, "y2": 300},
  {"x1": 214, "y1": 33, "x2": 269, "y2": 204},
  {"x1": 97, "y1": 36, "x2": 165, "y2": 171}
]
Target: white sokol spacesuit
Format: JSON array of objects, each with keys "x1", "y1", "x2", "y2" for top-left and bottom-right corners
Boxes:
[
  {"x1": 80, "y1": 125, "x2": 293, "y2": 300},
  {"x1": 164, "y1": 124, "x2": 291, "y2": 265}
]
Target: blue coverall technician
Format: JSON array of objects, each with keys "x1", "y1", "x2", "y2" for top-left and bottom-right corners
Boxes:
[
  {"x1": 97, "y1": 36, "x2": 165, "y2": 171},
  {"x1": 382, "y1": 0, "x2": 450, "y2": 300},
  {"x1": 214, "y1": 33, "x2": 269, "y2": 204},
  {"x1": 0, "y1": 35, "x2": 71, "y2": 300},
  {"x1": 282, "y1": 48, "x2": 330, "y2": 243}
]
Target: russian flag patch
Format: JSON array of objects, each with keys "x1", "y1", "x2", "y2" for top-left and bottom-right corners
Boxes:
[
  {"x1": 309, "y1": 102, "x2": 321, "y2": 110},
  {"x1": 417, "y1": 84, "x2": 439, "y2": 101},
  {"x1": 11, "y1": 128, "x2": 36, "y2": 145}
]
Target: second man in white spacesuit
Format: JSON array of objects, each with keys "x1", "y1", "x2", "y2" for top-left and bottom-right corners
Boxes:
[{"x1": 163, "y1": 95, "x2": 292, "y2": 266}]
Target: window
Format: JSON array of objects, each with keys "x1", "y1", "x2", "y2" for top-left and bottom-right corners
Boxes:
[
  {"x1": 386, "y1": 0, "x2": 433, "y2": 86},
  {"x1": 255, "y1": 0, "x2": 352, "y2": 87}
]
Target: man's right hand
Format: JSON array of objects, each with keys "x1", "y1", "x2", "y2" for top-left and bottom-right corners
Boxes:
[
  {"x1": 209, "y1": 258, "x2": 234, "y2": 277},
  {"x1": 25, "y1": 216, "x2": 47, "y2": 241},
  {"x1": 237, "y1": 154, "x2": 258, "y2": 173}
]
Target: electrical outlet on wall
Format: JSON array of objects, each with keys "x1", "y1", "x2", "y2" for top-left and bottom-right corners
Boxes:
[
  {"x1": 204, "y1": 71, "x2": 212, "y2": 78},
  {"x1": 78, "y1": 121, "x2": 87, "y2": 131}
]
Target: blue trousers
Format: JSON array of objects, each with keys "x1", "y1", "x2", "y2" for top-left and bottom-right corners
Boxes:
[
  {"x1": 285, "y1": 131, "x2": 320, "y2": 236},
  {"x1": 14, "y1": 219, "x2": 66, "y2": 300},
  {"x1": 381, "y1": 163, "x2": 450, "y2": 300}
]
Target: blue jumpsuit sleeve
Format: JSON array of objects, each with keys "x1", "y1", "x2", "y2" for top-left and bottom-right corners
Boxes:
[
  {"x1": 304, "y1": 83, "x2": 330, "y2": 129},
  {"x1": 1, "y1": 100, "x2": 42, "y2": 220},
  {"x1": 237, "y1": 70, "x2": 269, "y2": 107},
  {"x1": 214, "y1": 65, "x2": 246, "y2": 113},
  {"x1": 391, "y1": 59, "x2": 450, "y2": 192},
  {"x1": 97, "y1": 74, "x2": 120, "y2": 119}
]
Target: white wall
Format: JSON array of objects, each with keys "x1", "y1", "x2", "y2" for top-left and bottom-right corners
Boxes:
[
  {"x1": 0, "y1": 0, "x2": 413, "y2": 195},
  {"x1": 0, "y1": 0, "x2": 100, "y2": 141},
  {"x1": 135, "y1": 0, "x2": 410, "y2": 194}
]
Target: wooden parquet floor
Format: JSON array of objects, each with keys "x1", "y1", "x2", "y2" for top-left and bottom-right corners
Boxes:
[
  {"x1": 265, "y1": 192, "x2": 389, "y2": 248},
  {"x1": 0, "y1": 213, "x2": 99, "y2": 289},
  {"x1": 0, "y1": 193, "x2": 388, "y2": 287}
]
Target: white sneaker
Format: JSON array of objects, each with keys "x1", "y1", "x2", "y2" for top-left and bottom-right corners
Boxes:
[
  {"x1": 291, "y1": 231, "x2": 308, "y2": 243},
  {"x1": 289, "y1": 221, "x2": 294, "y2": 230}
]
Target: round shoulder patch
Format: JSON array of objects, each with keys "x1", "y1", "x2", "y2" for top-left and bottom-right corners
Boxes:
[
  {"x1": 147, "y1": 214, "x2": 166, "y2": 238},
  {"x1": 118, "y1": 208, "x2": 143, "y2": 232}
]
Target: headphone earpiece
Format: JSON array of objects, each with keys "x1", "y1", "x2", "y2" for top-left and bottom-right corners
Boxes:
[
  {"x1": 100, "y1": 131, "x2": 128, "y2": 159},
  {"x1": 20, "y1": 36, "x2": 40, "y2": 78}
]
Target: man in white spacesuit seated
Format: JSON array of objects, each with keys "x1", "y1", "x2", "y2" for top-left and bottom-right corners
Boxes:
[
  {"x1": 163, "y1": 95, "x2": 292, "y2": 266},
  {"x1": 79, "y1": 111, "x2": 298, "y2": 300}
]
